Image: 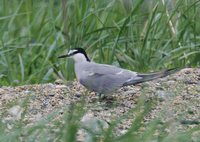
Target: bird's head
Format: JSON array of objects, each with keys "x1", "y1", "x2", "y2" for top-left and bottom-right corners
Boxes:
[{"x1": 58, "y1": 48, "x2": 90, "y2": 62}]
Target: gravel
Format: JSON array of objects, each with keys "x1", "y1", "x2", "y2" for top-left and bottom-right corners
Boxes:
[{"x1": 0, "y1": 68, "x2": 199, "y2": 140}]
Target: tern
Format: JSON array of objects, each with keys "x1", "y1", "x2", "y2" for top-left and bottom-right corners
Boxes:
[{"x1": 58, "y1": 48, "x2": 176, "y2": 95}]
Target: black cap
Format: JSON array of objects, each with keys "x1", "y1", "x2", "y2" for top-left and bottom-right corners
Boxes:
[{"x1": 58, "y1": 48, "x2": 90, "y2": 62}]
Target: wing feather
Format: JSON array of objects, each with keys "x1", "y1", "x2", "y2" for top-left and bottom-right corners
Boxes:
[{"x1": 77, "y1": 62, "x2": 138, "y2": 94}]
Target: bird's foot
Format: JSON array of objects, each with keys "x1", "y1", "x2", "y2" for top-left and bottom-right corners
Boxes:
[{"x1": 97, "y1": 93, "x2": 115, "y2": 102}]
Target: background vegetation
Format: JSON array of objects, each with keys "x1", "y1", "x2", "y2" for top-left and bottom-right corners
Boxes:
[
  {"x1": 0, "y1": 0, "x2": 200, "y2": 141},
  {"x1": 0, "y1": 0, "x2": 199, "y2": 86}
]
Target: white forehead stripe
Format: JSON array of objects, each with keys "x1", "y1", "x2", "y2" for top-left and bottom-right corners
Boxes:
[{"x1": 68, "y1": 49, "x2": 77, "y2": 55}]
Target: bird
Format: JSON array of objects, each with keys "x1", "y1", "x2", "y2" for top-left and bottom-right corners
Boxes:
[{"x1": 58, "y1": 48, "x2": 177, "y2": 95}]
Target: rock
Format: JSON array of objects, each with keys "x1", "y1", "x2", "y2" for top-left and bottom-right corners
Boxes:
[
  {"x1": 75, "y1": 92, "x2": 82, "y2": 98},
  {"x1": 81, "y1": 112, "x2": 109, "y2": 132},
  {"x1": 0, "y1": 88, "x2": 5, "y2": 94},
  {"x1": 55, "y1": 79, "x2": 65, "y2": 85},
  {"x1": 8, "y1": 105, "x2": 23, "y2": 120},
  {"x1": 78, "y1": 112, "x2": 109, "y2": 142},
  {"x1": 176, "y1": 76, "x2": 185, "y2": 81},
  {"x1": 166, "y1": 80, "x2": 176, "y2": 85},
  {"x1": 155, "y1": 90, "x2": 172, "y2": 101},
  {"x1": 48, "y1": 93, "x2": 55, "y2": 97},
  {"x1": 24, "y1": 90, "x2": 32, "y2": 94}
]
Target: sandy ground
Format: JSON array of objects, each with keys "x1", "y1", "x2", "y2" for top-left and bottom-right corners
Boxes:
[{"x1": 0, "y1": 68, "x2": 200, "y2": 140}]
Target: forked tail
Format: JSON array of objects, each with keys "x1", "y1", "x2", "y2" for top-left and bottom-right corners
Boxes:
[{"x1": 123, "y1": 68, "x2": 179, "y2": 86}]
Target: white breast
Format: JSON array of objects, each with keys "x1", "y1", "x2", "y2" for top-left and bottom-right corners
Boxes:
[{"x1": 72, "y1": 53, "x2": 87, "y2": 63}]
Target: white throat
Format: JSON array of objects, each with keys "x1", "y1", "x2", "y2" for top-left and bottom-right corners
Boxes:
[{"x1": 72, "y1": 53, "x2": 88, "y2": 63}]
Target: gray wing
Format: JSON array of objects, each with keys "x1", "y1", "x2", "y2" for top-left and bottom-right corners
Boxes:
[
  {"x1": 85, "y1": 62, "x2": 137, "y2": 75},
  {"x1": 78, "y1": 62, "x2": 141, "y2": 94},
  {"x1": 80, "y1": 73, "x2": 124, "y2": 94},
  {"x1": 77, "y1": 62, "x2": 177, "y2": 94}
]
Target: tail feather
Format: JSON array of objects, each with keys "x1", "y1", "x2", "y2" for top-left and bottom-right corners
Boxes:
[{"x1": 123, "y1": 68, "x2": 179, "y2": 86}]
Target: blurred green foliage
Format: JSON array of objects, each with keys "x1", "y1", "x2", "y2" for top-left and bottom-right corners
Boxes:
[{"x1": 0, "y1": 0, "x2": 199, "y2": 85}]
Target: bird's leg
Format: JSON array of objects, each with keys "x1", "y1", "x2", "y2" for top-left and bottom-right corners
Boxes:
[
  {"x1": 97, "y1": 93, "x2": 116, "y2": 108},
  {"x1": 98, "y1": 93, "x2": 113, "y2": 102},
  {"x1": 97, "y1": 93, "x2": 105, "y2": 100},
  {"x1": 98, "y1": 93, "x2": 114, "y2": 101}
]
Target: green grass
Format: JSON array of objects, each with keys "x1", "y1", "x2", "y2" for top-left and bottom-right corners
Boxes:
[
  {"x1": 0, "y1": 0, "x2": 199, "y2": 85},
  {"x1": 0, "y1": 0, "x2": 200, "y2": 141}
]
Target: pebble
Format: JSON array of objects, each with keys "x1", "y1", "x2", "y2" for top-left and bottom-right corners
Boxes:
[
  {"x1": 155, "y1": 90, "x2": 174, "y2": 101},
  {"x1": 48, "y1": 93, "x2": 55, "y2": 97},
  {"x1": 0, "y1": 88, "x2": 5, "y2": 94},
  {"x1": 7, "y1": 105, "x2": 23, "y2": 120},
  {"x1": 55, "y1": 85, "x2": 68, "y2": 89},
  {"x1": 176, "y1": 76, "x2": 185, "y2": 81},
  {"x1": 166, "y1": 80, "x2": 176, "y2": 85},
  {"x1": 54, "y1": 79, "x2": 65, "y2": 85},
  {"x1": 24, "y1": 90, "x2": 32, "y2": 94}
]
